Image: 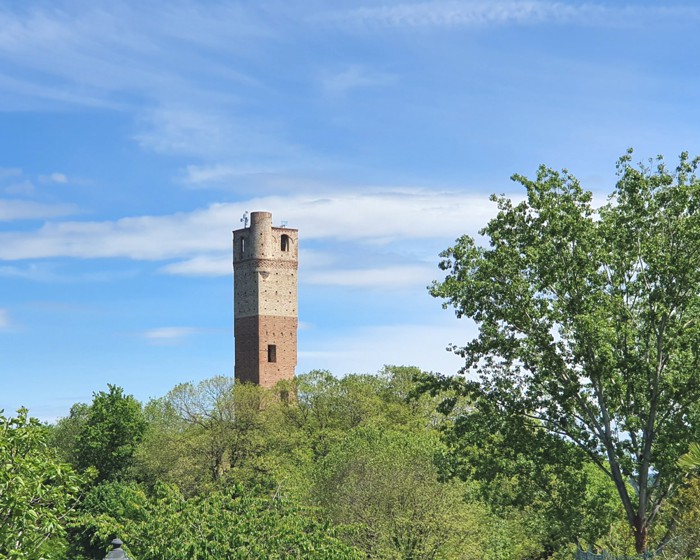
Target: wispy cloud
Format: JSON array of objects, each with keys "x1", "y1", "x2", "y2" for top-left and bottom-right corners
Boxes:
[
  {"x1": 4, "y1": 181, "x2": 35, "y2": 196},
  {"x1": 160, "y1": 255, "x2": 230, "y2": 277},
  {"x1": 0, "y1": 263, "x2": 139, "y2": 283},
  {"x1": 134, "y1": 107, "x2": 234, "y2": 158},
  {"x1": 0, "y1": 264, "x2": 54, "y2": 281},
  {"x1": 0, "y1": 309, "x2": 11, "y2": 330},
  {"x1": 182, "y1": 163, "x2": 287, "y2": 186},
  {"x1": 0, "y1": 189, "x2": 499, "y2": 260},
  {"x1": 3, "y1": 168, "x2": 70, "y2": 196},
  {"x1": 315, "y1": 1, "x2": 700, "y2": 29},
  {"x1": 39, "y1": 172, "x2": 68, "y2": 184},
  {"x1": 142, "y1": 326, "x2": 200, "y2": 345},
  {"x1": 0, "y1": 168, "x2": 32, "y2": 195},
  {"x1": 0, "y1": 3, "x2": 297, "y2": 163},
  {"x1": 183, "y1": 164, "x2": 246, "y2": 184},
  {"x1": 134, "y1": 104, "x2": 308, "y2": 166},
  {"x1": 0, "y1": 3, "x2": 268, "y2": 97},
  {"x1": 0, "y1": 199, "x2": 79, "y2": 221},
  {"x1": 0, "y1": 168, "x2": 22, "y2": 180},
  {"x1": 0, "y1": 188, "x2": 502, "y2": 293},
  {"x1": 320, "y1": 65, "x2": 396, "y2": 96},
  {"x1": 306, "y1": 264, "x2": 434, "y2": 289}
]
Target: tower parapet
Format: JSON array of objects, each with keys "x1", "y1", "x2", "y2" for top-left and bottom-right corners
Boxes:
[{"x1": 233, "y1": 211, "x2": 298, "y2": 387}]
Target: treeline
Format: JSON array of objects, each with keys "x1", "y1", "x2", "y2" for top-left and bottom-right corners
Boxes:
[{"x1": 3, "y1": 367, "x2": 700, "y2": 559}]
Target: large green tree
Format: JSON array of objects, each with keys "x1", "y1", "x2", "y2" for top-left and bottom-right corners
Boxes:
[
  {"x1": 430, "y1": 151, "x2": 700, "y2": 553},
  {"x1": 75, "y1": 385, "x2": 147, "y2": 482},
  {"x1": 0, "y1": 409, "x2": 86, "y2": 559}
]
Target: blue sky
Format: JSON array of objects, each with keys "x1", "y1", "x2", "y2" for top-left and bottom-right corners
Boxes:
[{"x1": 2, "y1": 0, "x2": 699, "y2": 420}]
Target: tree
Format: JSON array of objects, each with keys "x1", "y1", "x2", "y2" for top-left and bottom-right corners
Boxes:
[
  {"x1": 312, "y1": 425, "x2": 482, "y2": 559},
  {"x1": 148, "y1": 378, "x2": 281, "y2": 488},
  {"x1": 48, "y1": 402, "x2": 90, "y2": 465},
  {"x1": 73, "y1": 481, "x2": 362, "y2": 560},
  {"x1": 661, "y1": 477, "x2": 700, "y2": 560},
  {"x1": 290, "y1": 368, "x2": 446, "y2": 462},
  {"x1": 0, "y1": 409, "x2": 87, "y2": 559},
  {"x1": 437, "y1": 396, "x2": 623, "y2": 554},
  {"x1": 75, "y1": 385, "x2": 147, "y2": 482},
  {"x1": 429, "y1": 151, "x2": 700, "y2": 553}
]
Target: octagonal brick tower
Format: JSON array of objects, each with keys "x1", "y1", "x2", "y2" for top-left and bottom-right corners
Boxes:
[{"x1": 233, "y1": 211, "x2": 298, "y2": 387}]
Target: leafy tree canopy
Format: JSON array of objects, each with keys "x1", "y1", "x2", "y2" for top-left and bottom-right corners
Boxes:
[
  {"x1": 429, "y1": 150, "x2": 700, "y2": 553},
  {"x1": 75, "y1": 385, "x2": 147, "y2": 482},
  {"x1": 0, "y1": 409, "x2": 87, "y2": 560},
  {"x1": 74, "y1": 481, "x2": 362, "y2": 560}
]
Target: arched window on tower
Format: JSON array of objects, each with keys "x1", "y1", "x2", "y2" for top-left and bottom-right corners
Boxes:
[{"x1": 281, "y1": 234, "x2": 290, "y2": 252}]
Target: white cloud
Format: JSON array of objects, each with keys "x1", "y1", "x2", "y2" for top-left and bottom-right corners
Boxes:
[
  {"x1": 143, "y1": 327, "x2": 200, "y2": 345},
  {"x1": 321, "y1": 65, "x2": 396, "y2": 96},
  {"x1": 135, "y1": 108, "x2": 232, "y2": 158},
  {"x1": 314, "y1": 1, "x2": 585, "y2": 28},
  {"x1": 160, "y1": 255, "x2": 231, "y2": 277},
  {"x1": 0, "y1": 309, "x2": 10, "y2": 330},
  {"x1": 313, "y1": 2, "x2": 700, "y2": 31},
  {"x1": 0, "y1": 168, "x2": 21, "y2": 180},
  {"x1": 134, "y1": 104, "x2": 308, "y2": 165},
  {"x1": 0, "y1": 4, "x2": 292, "y2": 161},
  {"x1": 184, "y1": 164, "x2": 243, "y2": 184},
  {"x1": 182, "y1": 163, "x2": 281, "y2": 186},
  {"x1": 0, "y1": 189, "x2": 503, "y2": 262},
  {"x1": 0, "y1": 264, "x2": 52, "y2": 281},
  {"x1": 274, "y1": 189, "x2": 502, "y2": 244},
  {"x1": 0, "y1": 199, "x2": 79, "y2": 221},
  {"x1": 306, "y1": 264, "x2": 435, "y2": 289},
  {"x1": 5, "y1": 181, "x2": 35, "y2": 195},
  {"x1": 39, "y1": 172, "x2": 68, "y2": 184},
  {"x1": 326, "y1": 0, "x2": 700, "y2": 28},
  {"x1": 0, "y1": 4, "x2": 268, "y2": 97},
  {"x1": 0, "y1": 190, "x2": 487, "y2": 299},
  {"x1": 0, "y1": 189, "x2": 504, "y2": 293}
]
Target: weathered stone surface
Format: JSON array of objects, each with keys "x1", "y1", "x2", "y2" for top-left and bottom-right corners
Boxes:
[{"x1": 233, "y1": 212, "x2": 298, "y2": 387}]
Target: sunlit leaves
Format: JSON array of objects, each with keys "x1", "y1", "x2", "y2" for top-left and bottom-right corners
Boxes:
[
  {"x1": 0, "y1": 409, "x2": 87, "y2": 559},
  {"x1": 430, "y1": 151, "x2": 700, "y2": 552}
]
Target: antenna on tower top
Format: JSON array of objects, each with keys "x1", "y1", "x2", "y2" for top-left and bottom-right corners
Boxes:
[
  {"x1": 281, "y1": 220, "x2": 288, "y2": 228},
  {"x1": 240, "y1": 211, "x2": 249, "y2": 228}
]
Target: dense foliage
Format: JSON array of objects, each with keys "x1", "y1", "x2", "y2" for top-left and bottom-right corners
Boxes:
[
  {"x1": 71, "y1": 481, "x2": 360, "y2": 560},
  {"x1": 6, "y1": 369, "x2": 630, "y2": 560},
  {"x1": 429, "y1": 151, "x2": 700, "y2": 554},
  {"x1": 0, "y1": 409, "x2": 87, "y2": 559},
  {"x1": 4, "y1": 365, "x2": 700, "y2": 559}
]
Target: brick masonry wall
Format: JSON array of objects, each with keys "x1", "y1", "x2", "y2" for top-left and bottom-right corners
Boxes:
[
  {"x1": 234, "y1": 316, "x2": 297, "y2": 387},
  {"x1": 233, "y1": 212, "x2": 298, "y2": 388}
]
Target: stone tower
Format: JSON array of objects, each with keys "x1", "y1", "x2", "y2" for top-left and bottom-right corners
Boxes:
[{"x1": 233, "y1": 211, "x2": 298, "y2": 387}]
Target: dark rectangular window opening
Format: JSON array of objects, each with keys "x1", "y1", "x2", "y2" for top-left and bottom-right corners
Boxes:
[{"x1": 268, "y1": 344, "x2": 277, "y2": 363}]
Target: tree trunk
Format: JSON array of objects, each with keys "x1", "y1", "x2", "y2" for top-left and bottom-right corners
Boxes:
[{"x1": 633, "y1": 517, "x2": 648, "y2": 555}]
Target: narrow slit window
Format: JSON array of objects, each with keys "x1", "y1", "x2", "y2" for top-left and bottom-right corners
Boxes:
[
  {"x1": 268, "y1": 344, "x2": 277, "y2": 363},
  {"x1": 281, "y1": 234, "x2": 290, "y2": 252},
  {"x1": 239, "y1": 237, "x2": 246, "y2": 254}
]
